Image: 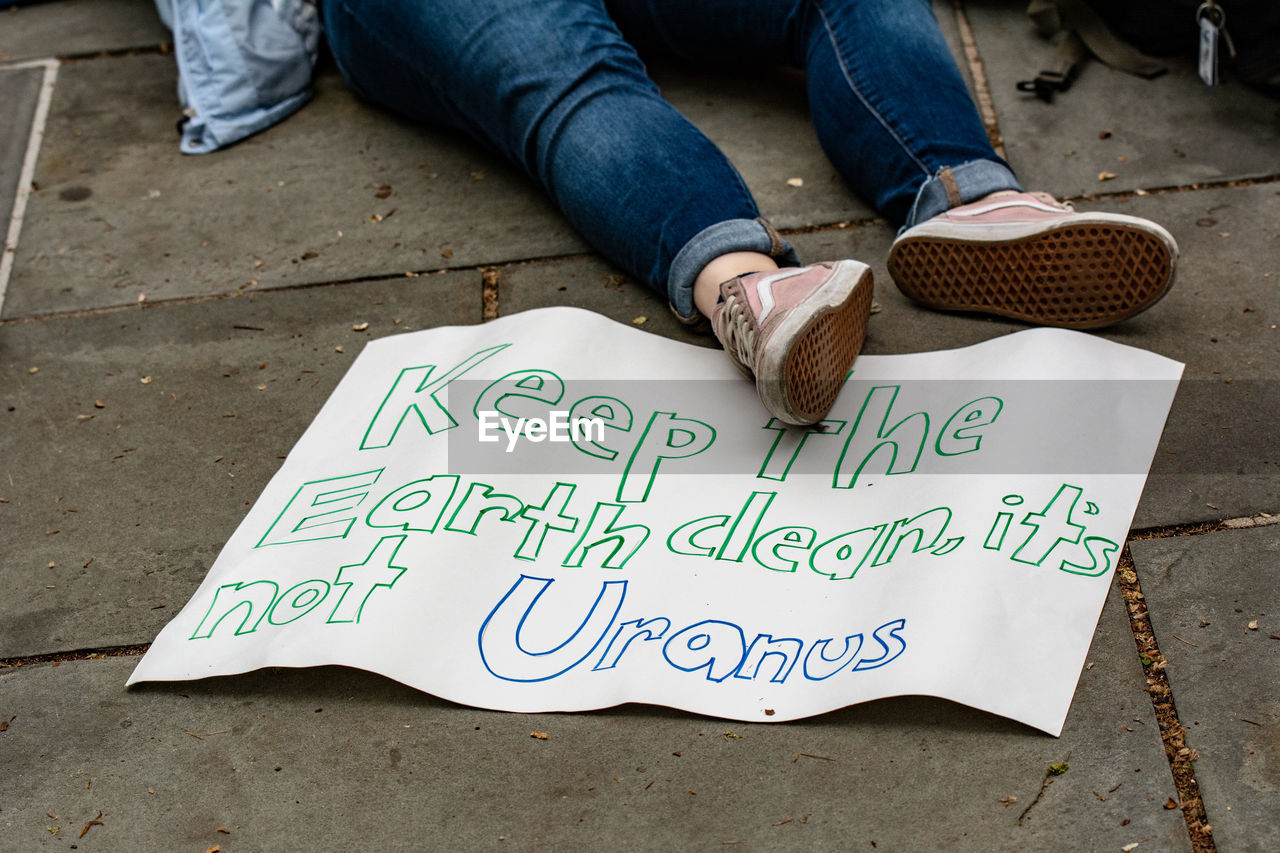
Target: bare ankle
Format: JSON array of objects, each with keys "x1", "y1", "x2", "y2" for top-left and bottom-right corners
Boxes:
[{"x1": 693, "y1": 252, "x2": 779, "y2": 317}]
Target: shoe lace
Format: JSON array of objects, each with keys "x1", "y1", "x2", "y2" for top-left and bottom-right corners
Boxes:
[{"x1": 715, "y1": 291, "x2": 757, "y2": 374}]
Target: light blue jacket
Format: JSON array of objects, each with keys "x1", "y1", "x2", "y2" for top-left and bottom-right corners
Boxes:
[{"x1": 155, "y1": 0, "x2": 321, "y2": 154}]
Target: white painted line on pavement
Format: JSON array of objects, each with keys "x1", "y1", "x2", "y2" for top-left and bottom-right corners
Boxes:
[{"x1": 0, "y1": 58, "x2": 60, "y2": 317}]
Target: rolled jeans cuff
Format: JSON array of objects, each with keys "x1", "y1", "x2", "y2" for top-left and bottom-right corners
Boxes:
[
  {"x1": 903, "y1": 159, "x2": 1023, "y2": 230},
  {"x1": 667, "y1": 217, "x2": 800, "y2": 320}
]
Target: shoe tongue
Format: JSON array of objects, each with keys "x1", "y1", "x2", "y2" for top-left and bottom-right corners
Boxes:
[{"x1": 1028, "y1": 191, "x2": 1064, "y2": 207}]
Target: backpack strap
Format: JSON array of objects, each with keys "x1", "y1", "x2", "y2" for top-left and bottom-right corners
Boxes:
[{"x1": 1020, "y1": 0, "x2": 1168, "y2": 101}]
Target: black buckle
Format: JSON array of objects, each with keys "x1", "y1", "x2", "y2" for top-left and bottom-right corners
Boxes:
[{"x1": 1016, "y1": 71, "x2": 1074, "y2": 102}]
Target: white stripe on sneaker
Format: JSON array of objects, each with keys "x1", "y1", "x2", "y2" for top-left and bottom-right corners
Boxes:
[
  {"x1": 948, "y1": 199, "x2": 1066, "y2": 218},
  {"x1": 753, "y1": 267, "x2": 808, "y2": 323}
]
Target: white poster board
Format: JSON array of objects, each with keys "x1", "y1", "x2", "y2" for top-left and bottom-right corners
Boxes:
[{"x1": 129, "y1": 307, "x2": 1182, "y2": 735}]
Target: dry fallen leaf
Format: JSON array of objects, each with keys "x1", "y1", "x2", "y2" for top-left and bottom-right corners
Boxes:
[
  {"x1": 94, "y1": 400, "x2": 105, "y2": 408},
  {"x1": 28, "y1": 366, "x2": 39, "y2": 374},
  {"x1": 334, "y1": 346, "x2": 344, "y2": 353},
  {"x1": 78, "y1": 811, "x2": 103, "y2": 839},
  {"x1": 374, "y1": 183, "x2": 392, "y2": 199},
  {"x1": 1098, "y1": 171, "x2": 1118, "y2": 181},
  {"x1": 352, "y1": 322, "x2": 369, "y2": 331},
  {"x1": 1248, "y1": 620, "x2": 1259, "y2": 630},
  {"x1": 786, "y1": 177, "x2": 804, "y2": 187},
  {"x1": 632, "y1": 316, "x2": 647, "y2": 325},
  {"x1": 1121, "y1": 844, "x2": 1141, "y2": 852},
  {"x1": 1164, "y1": 798, "x2": 1179, "y2": 809},
  {"x1": 140, "y1": 376, "x2": 153, "y2": 384},
  {"x1": 530, "y1": 731, "x2": 549, "y2": 740}
]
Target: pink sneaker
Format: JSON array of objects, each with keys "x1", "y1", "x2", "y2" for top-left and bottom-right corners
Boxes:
[
  {"x1": 712, "y1": 260, "x2": 873, "y2": 426},
  {"x1": 888, "y1": 192, "x2": 1178, "y2": 329}
]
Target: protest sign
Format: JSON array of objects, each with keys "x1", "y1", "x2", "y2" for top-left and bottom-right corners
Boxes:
[{"x1": 129, "y1": 307, "x2": 1182, "y2": 735}]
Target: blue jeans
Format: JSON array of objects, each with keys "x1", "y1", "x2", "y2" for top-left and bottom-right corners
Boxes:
[{"x1": 323, "y1": 0, "x2": 1021, "y2": 319}]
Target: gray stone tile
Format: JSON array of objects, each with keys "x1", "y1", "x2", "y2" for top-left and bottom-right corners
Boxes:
[
  {"x1": 650, "y1": 0, "x2": 973, "y2": 232},
  {"x1": 652, "y1": 61, "x2": 873, "y2": 232},
  {"x1": 1086, "y1": 185, "x2": 1280, "y2": 528},
  {"x1": 1131, "y1": 528, "x2": 1280, "y2": 852},
  {"x1": 0, "y1": 271, "x2": 478, "y2": 657},
  {"x1": 0, "y1": 583, "x2": 1187, "y2": 851},
  {"x1": 0, "y1": 66, "x2": 40, "y2": 255},
  {"x1": 6, "y1": 56, "x2": 588, "y2": 318},
  {"x1": 497, "y1": 255, "x2": 714, "y2": 348},
  {"x1": 0, "y1": 0, "x2": 168, "y2": 62},
  {"x1": 964, "y1": 0, "x2": 1280, "y2": 198}
]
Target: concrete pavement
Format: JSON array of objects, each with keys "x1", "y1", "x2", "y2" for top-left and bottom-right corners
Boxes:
[{"x1": 1, "y1": 0, "x2": 1276, "y2": 850}]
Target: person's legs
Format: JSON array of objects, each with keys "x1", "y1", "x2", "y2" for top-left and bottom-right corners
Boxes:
[
  {"x1": 324, "y1": 0, "x2": 874, "y2": 425},
  {"x1": 608, "y1": 0, "x2": 1021, "y2": 226},
  {"x1": 611, "y1": 0, "x2": 1176, "y2": 328},
  {"x1": 322, "y1": 0, "x2": 797, "y2": 320}
]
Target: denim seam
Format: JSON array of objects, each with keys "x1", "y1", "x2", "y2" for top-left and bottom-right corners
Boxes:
[
  {"x1": 815, "y1": 0, "x2": 930, "y2": 177},
  {"x1": 667, "y1": 218, "x2": 799, "y2": 320},
  {"x1": 903, "y1": 159, "x2": 1023, "y2": 229}
]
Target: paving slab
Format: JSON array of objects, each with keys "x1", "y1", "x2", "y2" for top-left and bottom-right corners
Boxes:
[
  {"x1": 4, "y1": 56, "x2": 588, "y2": 318},
  {"x1": 497, "y1": 255, "x2": 712, "y2": 348},
  {"x1": 648, "y1": 0, "x2": 975, "y2": 232},
  {"x1": 1090, "y1": 185, "x2": 1280, "y2": 529},
  {"x1": 651, "y1": 61, "x2": 874, "y2": 233},
  {"x1": 0, "y1": 0, "x2": 168, "y2": 63},
  {"x1": 1132, "y1": 527, "x2": 1280, "y2": 852},
  {"x1": 0, "y1": 580, "x2": 1188, "y2": 852},
  {"x1": 0, "y1": 271, "x2": 478, "y2": 658},
  {"x1": 0, "y1": 65, "x2": 41, "y2": 257},
  {"x1": 964, "y1": 0, "x2": 1280, "y2": 199}
]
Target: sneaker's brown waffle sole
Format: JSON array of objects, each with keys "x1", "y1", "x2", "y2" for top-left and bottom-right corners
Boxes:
[
  {"x1": 784, "y1": 271, "x2": 875, "y2": 424},
  {"x1": 888, "y1": 223, "x2": 1174, "y2": 329}
]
